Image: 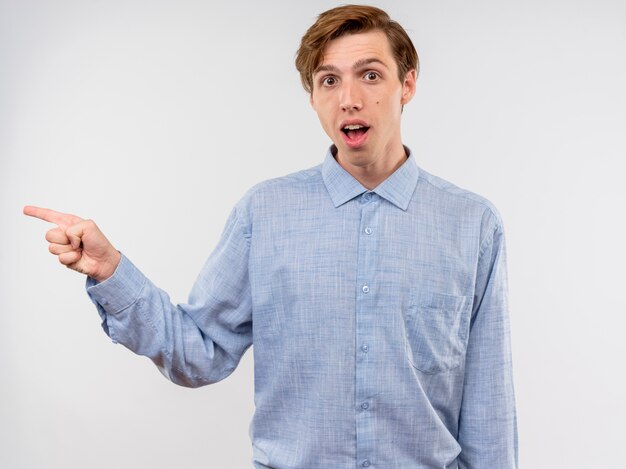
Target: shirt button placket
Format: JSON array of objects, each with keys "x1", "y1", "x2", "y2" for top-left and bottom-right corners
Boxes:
[{"x1": 355, "y1": 192, "x2": 377, "y2": 468}]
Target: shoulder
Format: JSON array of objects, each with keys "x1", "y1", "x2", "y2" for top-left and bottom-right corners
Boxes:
[
  {"x1": 248, "y1": 164, "x2": 322, "y2": 196},
  {"x1": 417, "y1": 167, "x2": 503, "y2": 225},
  {"x1": 415, "y1": 167, "x2": 505, "y2": 250},
  {"x1": 232, "y1": 164, "x2": 324, "y2": 218}
]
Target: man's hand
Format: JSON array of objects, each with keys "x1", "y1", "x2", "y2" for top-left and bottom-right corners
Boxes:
[{"x1": 23, "y1": 206, "x2": 121, "y2": 282}]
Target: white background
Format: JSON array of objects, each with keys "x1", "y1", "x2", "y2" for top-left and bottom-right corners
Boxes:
[{"x1": 2, "y1": 0, "x2": 625, "y2": 467}]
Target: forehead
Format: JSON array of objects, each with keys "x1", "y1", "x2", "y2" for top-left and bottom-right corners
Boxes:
[{"x1": 318, "y1": 30, "x2": 395, "y2": 70}]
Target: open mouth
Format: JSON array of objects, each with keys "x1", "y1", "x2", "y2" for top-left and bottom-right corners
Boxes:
[{"x1": 341, "y1": 124, "x2": 370, "y2": 140}]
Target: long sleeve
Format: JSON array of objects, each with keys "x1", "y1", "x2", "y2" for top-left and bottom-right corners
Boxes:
[
  {"x1": 457, "y1": 217, "x2": 518, "y2": 468},
  {"x1": 85, "y1": 205, "x2": 253, "y2": 388}
]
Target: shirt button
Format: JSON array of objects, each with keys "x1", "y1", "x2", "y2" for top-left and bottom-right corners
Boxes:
[
  {"x1": 362, "y1": 460, "x2": 371, "y2": 467},
  {"x1": 361, "y1": 344, "x2": 369, "y2": 353},
  {"x1": 100, "y1": 298, "x2": 108, "y2": 305},
  {"x1": 364, "y1": 227, "x2": 372, "y2": 235},
  {"x1": 361, "y1": 402, "x2": 369, "y2": 410},
  {"x1": 362, "y1": 285, "x2": 370, "y2": 293}
]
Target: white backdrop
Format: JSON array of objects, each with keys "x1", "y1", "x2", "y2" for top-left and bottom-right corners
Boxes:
[{"x1": 2, "y1": 0, "x2": 625, "y2": 467}]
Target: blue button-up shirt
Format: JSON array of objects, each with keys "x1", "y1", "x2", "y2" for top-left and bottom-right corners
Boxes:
[{"x1": 87, "y1": 147, "x2": 518, "y2": 468}]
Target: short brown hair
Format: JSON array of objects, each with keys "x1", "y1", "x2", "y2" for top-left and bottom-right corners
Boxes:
[{"x1": 295, "y1": 5, "x2": 419, "y2": 93}]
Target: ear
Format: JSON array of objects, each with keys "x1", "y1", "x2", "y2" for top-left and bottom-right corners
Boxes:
[
  {"x1": 400, "y1": 69, "x2": 417, "y2": 105},
  {"x1": 309, "y1": 92, "x2": 315, "y2": 109}
]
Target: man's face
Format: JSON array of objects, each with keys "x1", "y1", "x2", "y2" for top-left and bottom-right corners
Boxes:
[{"x1": 310, "y1": 30, "x2": 416, "y2": 169}]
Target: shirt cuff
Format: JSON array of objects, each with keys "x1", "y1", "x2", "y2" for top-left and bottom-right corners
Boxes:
[{"x1": 86, "y1": 253, "x2": 146, "y2": 315}]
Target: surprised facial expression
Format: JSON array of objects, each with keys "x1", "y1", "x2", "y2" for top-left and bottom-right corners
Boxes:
[{"x1": 310, "y1": 30, "x2": 416, "y2": 168}]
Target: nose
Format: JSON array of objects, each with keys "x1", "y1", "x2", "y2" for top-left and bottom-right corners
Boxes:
[{"x1": 339, "y1": 81, "x2": 362, "y2": 111}]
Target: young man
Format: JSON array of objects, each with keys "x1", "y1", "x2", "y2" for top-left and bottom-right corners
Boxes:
[{"x1": 25, "y1": 5, "x2": 517, "y2": 468}]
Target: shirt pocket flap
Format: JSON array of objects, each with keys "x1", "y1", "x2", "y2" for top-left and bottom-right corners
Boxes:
[{"x1": 413, "y1": 291, "x2": 469, "y2": 312}]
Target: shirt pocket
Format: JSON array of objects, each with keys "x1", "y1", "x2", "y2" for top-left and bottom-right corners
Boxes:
[{"x1": 404, "y1": 291, "x2": 471, "y2": 374}]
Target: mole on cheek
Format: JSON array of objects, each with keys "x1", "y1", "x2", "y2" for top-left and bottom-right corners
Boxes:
[{"x1": 376, "y1": 101, "x2": 380, "y2": 104}]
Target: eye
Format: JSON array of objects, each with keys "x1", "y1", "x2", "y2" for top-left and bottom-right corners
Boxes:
[
  {"x1": 364, "y1": 71, "x2": 380, "y2": 81},
  {"x1": 321, "y1": 76, "x2": 338, "y2": 87}
]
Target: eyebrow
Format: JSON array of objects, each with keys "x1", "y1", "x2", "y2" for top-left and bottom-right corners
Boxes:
[
  {"x1": 313, "y1": 57, "x2": 389, "y2": 76},
  {"x1": 353, "y1": 58, "x2": 389, "y2": 70}
]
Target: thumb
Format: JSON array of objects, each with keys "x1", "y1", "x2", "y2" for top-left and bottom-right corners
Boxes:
[
  {"x1": 69, "y1": 234, "x2": 82, "y2": 250},
  {"x1": 65, "y1": 221, "x2": 87, "y2": 250}
]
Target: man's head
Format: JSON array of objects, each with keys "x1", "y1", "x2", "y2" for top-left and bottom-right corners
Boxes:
[
  {"x1": 296, "y1": 5, "x2": 419, "y2": 175},
  {"x1": 295, "y1": 5, "x2": 419, "y2": 94}
]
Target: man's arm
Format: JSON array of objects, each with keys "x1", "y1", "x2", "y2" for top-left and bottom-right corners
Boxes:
[
  {"x1": 24, "y1": 205, "x2": 253, "y2": 387},
  {"x1": 457, "y1": 215, "x2": 518, "y2": 468}
]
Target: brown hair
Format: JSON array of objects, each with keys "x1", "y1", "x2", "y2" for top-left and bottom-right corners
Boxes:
[{"x1": 295, "y1": 5, "x2": 419, "y2": 93}]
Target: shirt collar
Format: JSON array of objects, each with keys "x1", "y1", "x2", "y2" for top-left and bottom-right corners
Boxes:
[{"x1": 321, "y1": 145, "x2": 419, "y2": 211}]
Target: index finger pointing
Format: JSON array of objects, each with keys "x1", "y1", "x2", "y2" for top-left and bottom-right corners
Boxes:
[{"x1": 23, "y1": 205, "x2": 83, "y2": 226}]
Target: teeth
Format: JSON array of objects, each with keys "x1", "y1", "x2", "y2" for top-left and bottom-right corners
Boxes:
[{"x1": 343, "y1": 124, "x2": 365, "y2": 130}]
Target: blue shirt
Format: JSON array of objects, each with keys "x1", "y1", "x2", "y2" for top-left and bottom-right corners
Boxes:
[{"x1": 87, "y1": 147, "x2": 518, "y2": 469}]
